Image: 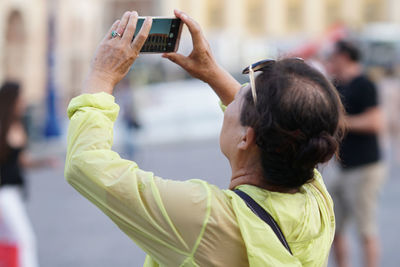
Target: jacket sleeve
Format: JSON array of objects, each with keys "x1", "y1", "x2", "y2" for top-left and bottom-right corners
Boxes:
[{"x1": 64, "y1": 93, "x2": 212, "y2": 266}]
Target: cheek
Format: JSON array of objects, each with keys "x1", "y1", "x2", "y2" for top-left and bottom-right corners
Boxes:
[
  {"x1": 219, "y1": 114, "x2": 229, "y2": 155},
  {"x1": 219, "y1": 110, "x2": 242, "y2": 155},
  {"x1": 219, "y1": 97, "x2": 245, "y2": 153}
]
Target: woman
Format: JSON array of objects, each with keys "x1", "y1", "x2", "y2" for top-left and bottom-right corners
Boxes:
[
  {"x1": 0, "y1": 82, "x2": 39, "y2": 267},
  {"x1": 65, "y1": 10, "x2": 344, "y2": 266}
]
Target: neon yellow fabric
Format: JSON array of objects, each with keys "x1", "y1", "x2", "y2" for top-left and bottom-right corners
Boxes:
[{"x1": 65, "y1": 92, "x2": 335, "y2": 267}]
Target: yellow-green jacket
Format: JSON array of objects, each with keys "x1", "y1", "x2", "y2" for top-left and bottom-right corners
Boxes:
[{"x1": 65, "y1": 93, "x2": 335, "y2": 267}]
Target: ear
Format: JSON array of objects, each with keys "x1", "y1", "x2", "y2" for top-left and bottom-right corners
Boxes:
[{"x1": 237, "y1": 127, "x2": 256, "y2": 151}]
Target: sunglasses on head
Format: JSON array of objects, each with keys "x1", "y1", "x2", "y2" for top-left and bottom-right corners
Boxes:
[{"x1": 242, "y1": 58, "x2": 304, "y2": 105}]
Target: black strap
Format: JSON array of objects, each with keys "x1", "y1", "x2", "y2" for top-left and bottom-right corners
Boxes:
[{"x1": 234, "y1": 189, "x2": 293, "y2": 254}]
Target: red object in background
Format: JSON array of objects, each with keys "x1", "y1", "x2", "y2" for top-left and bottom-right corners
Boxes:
[
  {"x1": 0, "y1": 243, "x2": 18, "y2": 267},
  {"x1": 289, "y1": 24, "x2": 348, "y2": 59}
]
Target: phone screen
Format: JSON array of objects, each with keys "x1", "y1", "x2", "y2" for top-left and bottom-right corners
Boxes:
[{"x1": 133, "y1": 18, "x2": 182, "y2": 53}]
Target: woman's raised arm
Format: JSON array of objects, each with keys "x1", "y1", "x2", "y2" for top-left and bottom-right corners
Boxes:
[
  {"x1": 65, "y1": 12, "x2": 217, "y2": 265},
  {"x1": 162, "y1": 10, "x2": 241, "y2": 106}
]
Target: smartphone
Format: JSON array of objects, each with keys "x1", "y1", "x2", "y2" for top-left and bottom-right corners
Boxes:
[{"x1": 133, "y1": 17, "x2": 183, "y2": 53}]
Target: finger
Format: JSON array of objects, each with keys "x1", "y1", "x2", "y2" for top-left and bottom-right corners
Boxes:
[
  {"x1": 162, "y1": 53, "x2": 188, "y2": 68},
  {"x1": 105, "y1": 20, "x2": 120, "y2": 40},
  {"x1": 116, "y1": 11, "x2": 131, "y2": 36},
  {"x1": 174, "y1": 9, "x2": 204, "y2": 48},
  {"x1": 131, "y1": 17, "x2": 152, "y2": 52},
  {"x1": 122, "y1": 11, "x2": 139, "y2": 44}
]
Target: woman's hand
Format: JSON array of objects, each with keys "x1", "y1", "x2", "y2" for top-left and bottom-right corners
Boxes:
[
  {"x1": 83, "y1": 11, "x2": 152, "y2": 94},
  {"x1": 163, "y1": 10, "x2": 241, "y2": 105},
  {"x1": 162, "y1": 10, "x2": 218, "y2": 82}
]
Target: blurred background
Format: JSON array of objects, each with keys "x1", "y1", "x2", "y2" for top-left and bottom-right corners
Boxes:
[{"x1": 0, "y1": 0, "x2": 399, "y2": 266}]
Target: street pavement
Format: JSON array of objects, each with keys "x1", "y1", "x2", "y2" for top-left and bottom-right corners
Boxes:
[{"x1": 25, "y1": 138, "x2": 399, "y2": 267}]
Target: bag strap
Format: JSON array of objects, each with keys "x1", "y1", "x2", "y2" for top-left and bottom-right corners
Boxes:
[{"x1": 234, "y1": 189, "x2": 293, "y2": 255}]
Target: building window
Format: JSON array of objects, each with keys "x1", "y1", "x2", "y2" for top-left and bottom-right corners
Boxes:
[
  {"x1": 207, "y1": 0, "x2": 225, "y2": 30},
  {"x1": 287, "y1": 0, "x2": 303, "y2": 32},
  {"x1": 107, "y1": 0, "x2": 155, "y2": 28},
  {"x1": 179, "y1": 0, "x2": 191, "y2": 14},
  {"x1": 4, "y1": 10, "x2": 26, "y2": 81},
  {"x1": 246, "y1": 0, "x2": 265, "y2": 35},
  {"x1": 364, "y1": 0, "x2": 384, "y2": 22},
  {"x1": 326, "y1": 0, "x2": 341, "y2": 26}
]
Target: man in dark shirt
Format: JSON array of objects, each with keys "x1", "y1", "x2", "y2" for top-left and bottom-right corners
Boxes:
[
  {"x1": 337, "y1": 75, "x2": 380, "y2": 168},
  {"x1": 328, "y1": 41, "x2": 386, "y2": 267}
]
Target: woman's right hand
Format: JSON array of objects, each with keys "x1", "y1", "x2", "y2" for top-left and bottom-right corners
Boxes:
[{"x1": 163, "y1": 10, "x2": 241, "y2": 105}]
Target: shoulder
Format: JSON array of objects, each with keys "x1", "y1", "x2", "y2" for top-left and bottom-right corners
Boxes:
[
  {"x1": 352, "y1": 75, "x2": 377, "y2": 91},
  {"x1": 347, "y1": 75, "x2": 378, "y2": 106},
  {"x1": 305, "y1": 170, "x2": 335, "y2": 223},
  {"x1": 157, "y1": 178, "x2": 233, "y2": 226},
  {"x1": 7, "y1": 122, "x2": 27, "y2": 149}
]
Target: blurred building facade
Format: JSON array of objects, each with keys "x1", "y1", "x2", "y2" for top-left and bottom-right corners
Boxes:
[
  {"x1": 0, "y1": 0, "x2": 47, "y2": 102},
  {"x1": 1, "y1": 0, "x2": 400, "y2": 104},
  {"x1": 162, "y1": 0, "x2": 400, "y2": 36},
  {"x1": 56, "y1": 0, "x2": 155, "y2": 100},
  {"x1": 0, "y1": 0, "x2": 156, "y2": 103}
]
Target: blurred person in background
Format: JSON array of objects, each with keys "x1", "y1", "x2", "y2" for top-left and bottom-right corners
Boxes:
[
  {"x1": 113, "y1": 76, "x2": 141, "y2": 159},
  {"x1": 0, "y1": 81, "x2": 56, "y2": 267},
  {"x1": 327, "y1": 41, "x2": 386, "y2": 267},
  {"x1": 379, "y1": 68, "x2": 400, "y2": 165},
  {"x1": 65, "y1": 10, "x2": 345, "y2": 266}
]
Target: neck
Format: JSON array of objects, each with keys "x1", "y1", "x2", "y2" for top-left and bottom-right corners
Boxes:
[
  {"x1": 229, "y1": 164, "x2": 299, "y2": 194},
  {"x1": 229, "y1": 167, "x2": 265, "y2": 190},
  {"x1": 341, "y1": 63, "x2": 361, "y2": 83}
]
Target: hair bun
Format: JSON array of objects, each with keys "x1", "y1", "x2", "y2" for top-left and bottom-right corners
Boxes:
[{"x1": 295, "y1": 131, "x2": 337, "y2": 169}]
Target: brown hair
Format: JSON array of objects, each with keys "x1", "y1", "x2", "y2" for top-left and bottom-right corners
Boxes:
[
  {"x1": 0, "y1": 82, "x2": 21, "y2": 162},
  {"x1": 240, "y1": 58, "x2": 345, "y2": 189}
]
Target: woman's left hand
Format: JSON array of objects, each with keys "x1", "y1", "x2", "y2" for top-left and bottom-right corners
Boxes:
[{"x1": 83, "y1": 11, "x2": 152, "y2": 94}]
